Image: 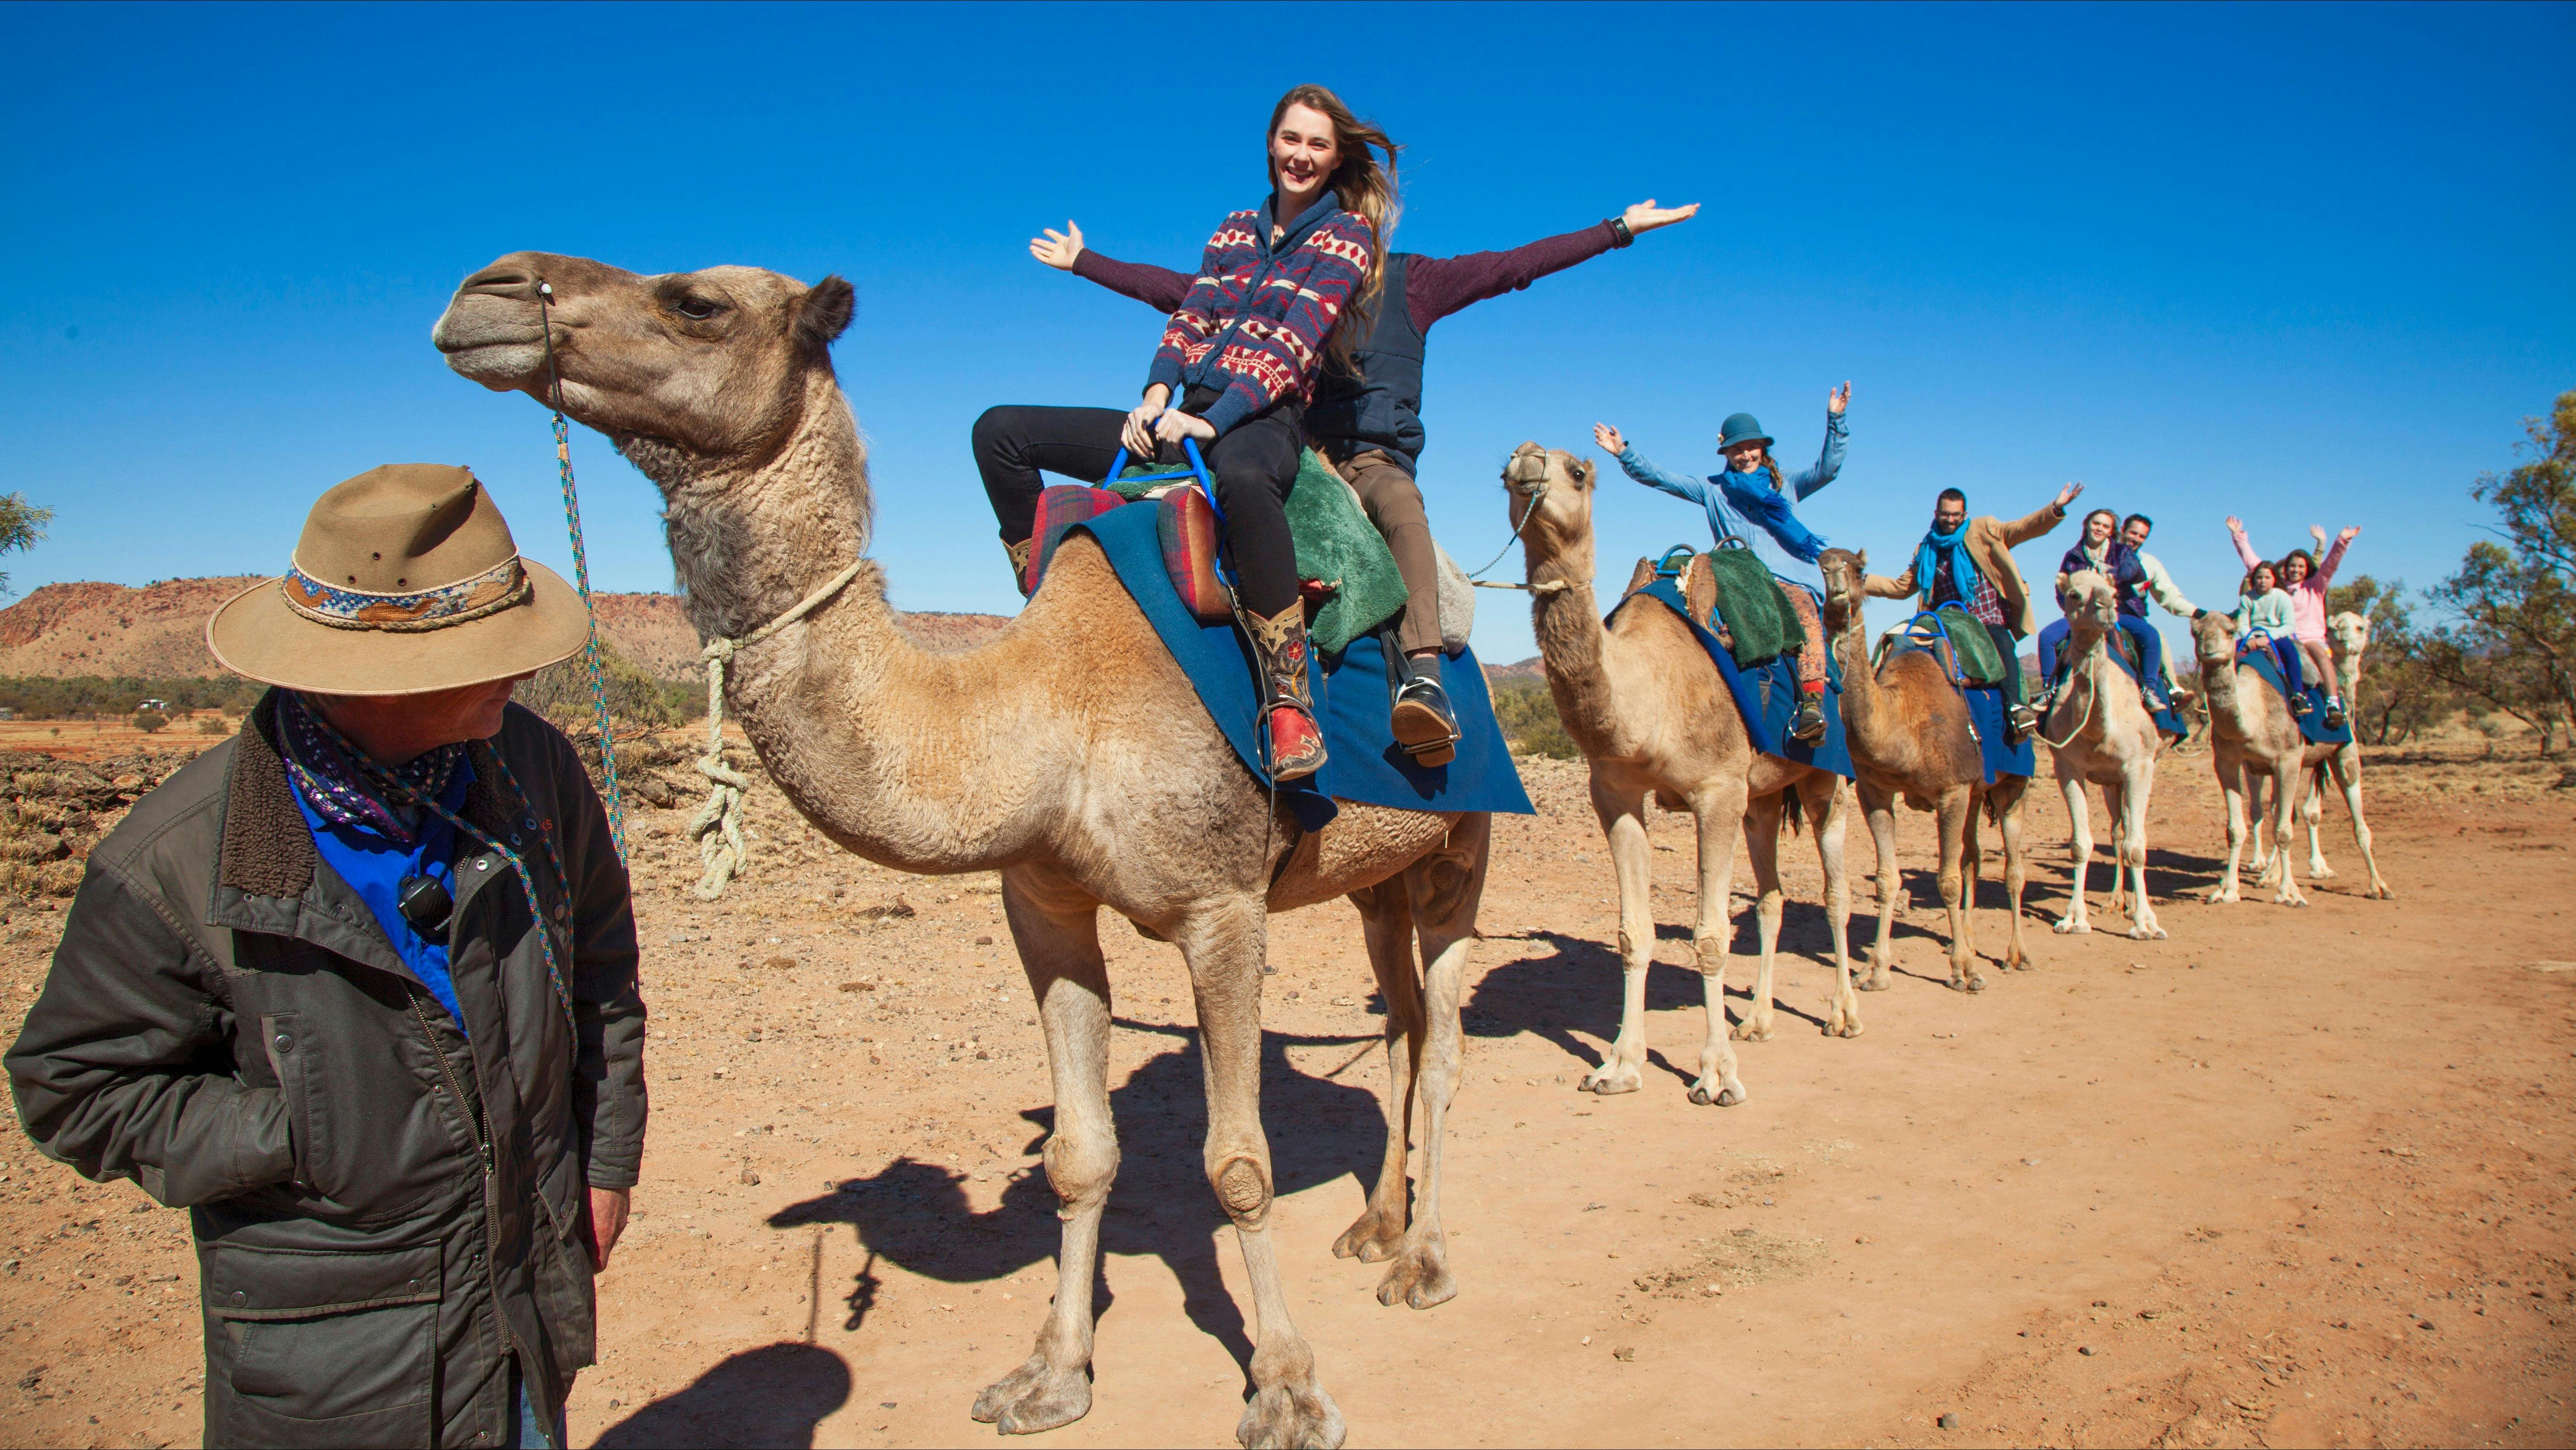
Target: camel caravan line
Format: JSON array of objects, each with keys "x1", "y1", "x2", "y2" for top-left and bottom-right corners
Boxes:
[{"x1": 431, "y1": 241, "x2": 2388, "y2": 1447}]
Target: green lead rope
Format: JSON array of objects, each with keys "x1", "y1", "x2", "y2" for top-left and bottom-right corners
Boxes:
[{"x1": 538, "y1": 283, "x2": 626, "y2": 865}]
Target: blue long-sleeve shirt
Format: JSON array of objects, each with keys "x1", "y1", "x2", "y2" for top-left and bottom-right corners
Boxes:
[{"x1": 1616, "y1": 409, "x2": 1849, "y2": 566}]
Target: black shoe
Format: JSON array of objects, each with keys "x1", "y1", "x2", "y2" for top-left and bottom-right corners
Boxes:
[
  {"x1": 2007, "y1": 703, "x2": 2037, "y2": 742},
  {"x1": 1790, "y1": 692, "x2": 1827, "y2": 743},
  {"x1": 1391, "y1": 675, "x2": 1461, "y2": 767},
  {"x1": 2292, "y1": 694, "x2": 2314, "y2": 718},
  {"x1": 2324, "y1": 699, "x2": 2347, "y2": 730}
]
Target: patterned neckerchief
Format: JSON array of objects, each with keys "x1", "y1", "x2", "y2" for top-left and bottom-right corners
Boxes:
[{"x1": 277, "y1": 691, "x2": 466, "y2": 850}]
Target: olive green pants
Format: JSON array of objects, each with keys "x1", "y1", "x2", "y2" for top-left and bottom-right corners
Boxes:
[{"x1": 1338, "y1": 449, "x2": 1446, "y2": 658}]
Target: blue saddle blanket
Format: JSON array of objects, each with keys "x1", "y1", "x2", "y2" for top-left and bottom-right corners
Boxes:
[
  {"x1": 1067, "y1": 505, "x2": 1534, "y2": 831},
  {"x1": 2103, "y1": 639, "x2": 2190, "y2": 740},
  {"x1": 1960, "y1": 684, "x2": 2037, "y2": 784},
  {"x1": 2240, "y1": 644, "x2": 2353, "y2": 745},
  {"x1": 1615, "y1": 579, "x2": 1855, "y2": 780}
]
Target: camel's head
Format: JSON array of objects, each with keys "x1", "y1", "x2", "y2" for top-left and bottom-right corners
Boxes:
[
  {"x1": 1500, "y1": 441, "x2": 1596, "y2": 556},
  {"x1": 2060, "y1": 569, "x2": 2119, "y2": 639},
  {"x1": 432, "y1": 251, "x2": 854, "y2": 482},
  {"x1": 2190, "y1": 606, "x2": 2240, "y2": 667},
  {"x1": 1815, "y1": 547, "x2": 1869, "y2": 629},
  {"x1": 2326, "y1": 609, "x2": 2370, "y2": 664}
]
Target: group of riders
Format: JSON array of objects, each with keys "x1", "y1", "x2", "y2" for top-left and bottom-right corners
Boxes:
[{"x1": 972, "y1": 83, "x2": 2361, "y2": 780}]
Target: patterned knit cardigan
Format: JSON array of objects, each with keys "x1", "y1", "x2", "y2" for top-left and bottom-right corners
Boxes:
[{"x1": 1146, "y1": 200, "x2": 1374, "y2": 438}]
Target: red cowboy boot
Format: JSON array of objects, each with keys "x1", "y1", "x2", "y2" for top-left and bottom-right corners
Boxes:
[{"x1": 1244, "y1": 606, "x2": 1327, "y2": 782}]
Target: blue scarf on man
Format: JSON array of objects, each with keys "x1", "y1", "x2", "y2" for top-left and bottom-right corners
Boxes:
[{"x1": 1912, "y1": 523, "x2": 1980, "y2": 606}]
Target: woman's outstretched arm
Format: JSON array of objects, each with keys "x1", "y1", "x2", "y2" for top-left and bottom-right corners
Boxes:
[
  {"x1": 1790, "y1": 382, "x2": 1853, "y2": 499},
  {"x1": 1032, "y1": 221, "x2": 1195, "y2": 314},
  {"x1": 2225, "y1": 516, "x2": 2263, "y2": 571},
  {"x1": 1594, "y1": 423, "x2": 1709, "y2": 505}
]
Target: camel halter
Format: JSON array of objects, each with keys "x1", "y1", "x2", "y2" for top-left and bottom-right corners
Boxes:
[
  {"x1": 2032, "y1": 624, "x2": 2108, "y2": 751},
  {"x1": 687, "y1": 558, "x2": 866, "y2": 900},
  {"x1": 537, "y1": 282, "x2": 626, "y2": 863},
  {"x1": 1470, "y1": 451, "x2": 1569, "y2": 595}
]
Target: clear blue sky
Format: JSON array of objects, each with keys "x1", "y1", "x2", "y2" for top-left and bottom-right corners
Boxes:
[{"x1": 3, "y1": 1, "x2": 2570, "y2": 666}]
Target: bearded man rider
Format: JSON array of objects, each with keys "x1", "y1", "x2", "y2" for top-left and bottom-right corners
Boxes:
[{"x1": 1865, "y1": 481, "x2": 2084, "y2": 741}]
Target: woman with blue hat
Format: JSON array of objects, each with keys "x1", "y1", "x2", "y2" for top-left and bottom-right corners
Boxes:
[{"x1": 1594, "y1": 383, "x2": 1849, "y2": 741}]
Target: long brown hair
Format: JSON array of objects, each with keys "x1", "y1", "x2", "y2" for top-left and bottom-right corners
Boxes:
[
  {"x1": 1266, "y1": 84, "x2": 1400, "y2": 372},
  {"x1": 2277, "y1": 548, "x2": 2316, "y2": 587}
]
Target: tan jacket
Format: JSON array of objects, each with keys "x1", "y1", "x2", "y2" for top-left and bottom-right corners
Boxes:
[{"x1": 1864, "y1": 500, "x2": 2070, "y2": 636}]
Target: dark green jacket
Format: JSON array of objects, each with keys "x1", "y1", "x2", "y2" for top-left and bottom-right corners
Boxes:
[{"x1": 6, "y1": 694, "x2": 646, "y2": 1448}]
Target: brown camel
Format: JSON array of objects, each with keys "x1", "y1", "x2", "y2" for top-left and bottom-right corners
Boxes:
[
  {"x1": 2037, "y1": 570, "x2": 2167, "y2": 940},
  {"x1": 2249, "y1": 610, "x2": 2392, "y2": 898},
  {"x1": 1501, "y1": 443, "x2": 1853, "y2": 1109},
  {"x1": 434, "y1": 253, "x2": 1491, "y2": 1449},
  {"x1": 2189, "y1": 611, "x2": 2391, "y2": 906},
  {"x1": 1815, "y1": 548, "x2": 2032, "y2": 991}
]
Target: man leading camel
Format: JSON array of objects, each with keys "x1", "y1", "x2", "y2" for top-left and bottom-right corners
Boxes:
[
  {"x1": 8, "y1": 466, "x2": 645, "y2": 1448},
  {"x1": 1865, "y1": 481, "x2": 2084, "y2": 740},
  {"x1": 1033, "y1": 197, "x2": 1697, "y2": 753}
]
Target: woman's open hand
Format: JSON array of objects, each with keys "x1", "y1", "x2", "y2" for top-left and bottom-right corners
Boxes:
[
  {"x1": 2338, "y1": 525, "x2": 2361, "y2": 543},
  {"x1": 1123, "y1": 388, "x2": 1169, "y2": 456},
  {"x1": 1828, "y1": 381, "x2": 1852, "y2": 415},
  {"x1": 1621, "y1": 200, "x2": 1699, "y2": 234},
  {"x1": 1030, "y1": 221, "x2": 1085, "y2": 271},
  {"x1": 1154, "y1": 409, "x2": 1216, "y2": 447},
  {"x1": 2055, "y1": 480, "x2": 2087, "y2": 510},
  {"x1": 1592, "y1": 422, "x2": 1627, "y2": 456},
  {"x1": 2226, "y1": 515, "x2": 2245, "y2": 534}
]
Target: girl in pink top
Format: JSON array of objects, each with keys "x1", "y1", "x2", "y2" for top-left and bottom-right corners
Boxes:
[{"x1": 2227, "y1": 517, "x2": 2361, "y2": 728}]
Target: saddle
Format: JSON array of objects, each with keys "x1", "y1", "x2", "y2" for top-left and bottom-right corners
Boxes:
[
  {"x1": 1874, "y1": 606, "x2": 2008, "y2": 689},
  {"x1": 1623, "y1": 544, "x2": 1808, "y2": 668}
]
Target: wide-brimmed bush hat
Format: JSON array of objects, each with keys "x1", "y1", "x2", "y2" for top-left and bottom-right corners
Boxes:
[
  {"x1": 208, "y1": 464, "x2": 590, "y2": 695},
  {"x1": 1716, "y1": 412, "x2": 1773, "y2": 451}
]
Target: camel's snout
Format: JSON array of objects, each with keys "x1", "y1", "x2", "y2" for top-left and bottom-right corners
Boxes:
[
  {"x1": 456, "y1": 261, "x2": 544, "y2": 304},
  {"x1": 1502, "y1": 443, "x2": 1552, "y2": 494},
  {"x1": 433, "y1": 254, "x2": 561, "y2": 390}
]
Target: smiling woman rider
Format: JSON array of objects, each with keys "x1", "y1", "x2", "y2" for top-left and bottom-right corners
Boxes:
[{"x1": 972, "y1": 84, "x2": 1396, "y2": 782}]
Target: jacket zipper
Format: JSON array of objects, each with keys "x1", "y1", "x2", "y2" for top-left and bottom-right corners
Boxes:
[{"x1": 411, "y1": 989, "x2": 516, "y2": 1359}]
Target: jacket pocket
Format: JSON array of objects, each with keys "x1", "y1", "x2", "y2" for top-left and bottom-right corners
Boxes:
[
  {"x1": 209, "y1": 1241, "x2": 439, "y2": 1449},
  {"x1": 257, "y1": 1011, "x2": 332, "y2": 1196}
]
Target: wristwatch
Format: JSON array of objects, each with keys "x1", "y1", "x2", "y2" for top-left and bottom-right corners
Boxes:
[{"x1": 1608, "y1": 217, "x2": 1634, "y2": 247}]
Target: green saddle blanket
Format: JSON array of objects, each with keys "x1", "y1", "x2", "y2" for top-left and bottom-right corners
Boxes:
[
  {"x1": 1875, "y1": 605, "x2": 2008, "y2": 686},
  {"x1": 1112, "y1": 448, "x2": 1408, "y2": 657},
  {"x1": 1701, "y1": 546, "x2": 1804, "y2": 667}
]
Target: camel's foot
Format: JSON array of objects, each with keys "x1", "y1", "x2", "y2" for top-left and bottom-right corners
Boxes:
[
  {"x1": 1687, "y1": 1070, "x2": 1746, "y2": 1107},
  {"x1": 1729, "y1": 1012, "x2": 1777, "y2": 1043},
  {"x1": 2273, "y1": 887, "x2": 2310, "y2": 908},
  {"x1": 2204, "y1": 883, "x2": 2241, "y2": 905},
  {"x1": 972, "y1": 1355, "x2": 1093, "y2": 1435},
  {"x1": 1859, "y1": 956, "x2": 1893, "y2": 992},
  {"x1": 2363, "y1": 879, "x2": 2393, "y2": 901},
  {"x1": 2053, "y1": 913, "x2": 2091, "y2": 936},
  {"x1": 2125, "y1": 915, "x2": 2167, "y2": 941},
  {"x1": 1237, "y1": 1370, "x2": 1346, "y2": 1450},
  {"x1": 1332, "y1": 1204, "x2": 1406, "y2": 1264},
  {"x1": 1579, "y1": 1060, "x2": 1643, "y2": 1095},
  {"x1": 1826, "y1": 991, "x2": 1864, "y2": 1039},
  {"x1": 1949, "y1": 964, "x2": 1987, "y2": 994},
  {"x1": 2309, "y1": 861, "x2": 2338, "y2": 880},
  {"x1": 1372, "y1": 1238, "x2": 1456, "y2": 1311}
]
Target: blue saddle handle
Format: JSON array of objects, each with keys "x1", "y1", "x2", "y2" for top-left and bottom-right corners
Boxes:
[{"x1": 1104, "y1": 436, "x2": 1235, "y2": 591}]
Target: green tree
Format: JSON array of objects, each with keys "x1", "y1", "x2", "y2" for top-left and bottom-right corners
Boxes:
[
  {"x1": 2421, "y1": 389, "x2": 2576, "y2": 756},
  {"x1": 0, "y1": 493, "x2": 53, "y2": 596}
]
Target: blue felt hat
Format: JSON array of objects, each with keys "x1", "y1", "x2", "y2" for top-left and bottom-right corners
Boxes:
[{"x1": 1717, "y1": 412, "x2": 1772, "y2": 451}]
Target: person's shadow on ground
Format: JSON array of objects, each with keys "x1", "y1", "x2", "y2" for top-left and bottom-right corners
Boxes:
[
  {"x1": 591, "y1": 1341, "x2": 849, "y2": 1449},
  {"x1": 767, "y1": 1022, "x2": 1382, "y2": 1375}
]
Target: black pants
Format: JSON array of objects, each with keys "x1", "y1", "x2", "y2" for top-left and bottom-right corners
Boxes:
[
  {"x1": 972, "y1": 390, "x2": 1305, "y2": 617},
  {"x1": 1986, "y1": 622, "x2": 2026, "y2": 708}
]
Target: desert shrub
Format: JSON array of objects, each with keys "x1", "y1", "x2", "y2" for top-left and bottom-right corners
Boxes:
[
  {"x1": 1490, "y1": 678, "x2": 1579, "y2": 760},
  {"x1": 133, "y1": 711, "x2": 169, "y2": 734},
  {"x1": 195, "y1": 715, "x2": 230, "y2": 735},
  {"x1": 519, "y1": 642, "x2": 694, "y2": 733},
  {"x1": 0, "y1": 676, "x2": 262, "y2": 720}
]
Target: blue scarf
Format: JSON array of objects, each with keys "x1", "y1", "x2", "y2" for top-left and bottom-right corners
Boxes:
[{"x1": 1913, "y1": 523, "x2": 1979, "y2": 605}]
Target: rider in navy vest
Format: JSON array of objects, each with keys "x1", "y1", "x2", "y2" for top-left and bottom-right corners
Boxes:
[{"x1": 1035, "y1": 199, "x2": 1698, "y2": 750}]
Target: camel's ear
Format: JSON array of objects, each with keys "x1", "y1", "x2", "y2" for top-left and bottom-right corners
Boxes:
[
  {"x1": 797, "y1": 275, "x2": 855, "y2": 353},
  {"x1": 1854, "y1": 547, "x2": 1867, "y2": 570}
]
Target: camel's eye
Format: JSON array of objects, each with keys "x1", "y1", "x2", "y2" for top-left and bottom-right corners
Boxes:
[{"x1": 672, "y1": 295, "x2": 724, "y2": 321}]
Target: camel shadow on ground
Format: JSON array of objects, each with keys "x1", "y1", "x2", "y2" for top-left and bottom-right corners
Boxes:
[
  {"x1": 766, "y1": 1024, "x2": 1383, "y2": 1377},
  {"x1": 593, "y1": 1341, "x2": 850, "y2": 1450}
]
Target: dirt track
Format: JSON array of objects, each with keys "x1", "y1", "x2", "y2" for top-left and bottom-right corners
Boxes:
[{"x1": 0, "y1": 735, "x2": 2570, "y2": 1449}]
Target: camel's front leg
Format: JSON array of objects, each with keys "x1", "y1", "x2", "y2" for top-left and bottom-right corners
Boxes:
[
  {"x1": 2265, "y1": 761, "x2": 2310, "y2": 907},
  {"x1": 975, "y1": 874, "x2": 1118, "y2": 1435},
  {"x1": 1993, "y1": 778, "x2": 2033, "y2": 970},
  {"x1": 1579, "y1": 775, "x2": 1655, "y2": 1096},
  {"x1": 1689, "y1": 780, "x2": 1752, "y2": 1104},
  {"x1": 1937, "y1": 788, "x2": 1983, "y2": 992},
  {"x1": 2332, "y1": 755, "x2": 2393, "y2": 899},
  {"x1": 2107, "y1": 788, "x2": 2134, "y2": 920},
  {"x1": 1371, "y1": 812, "x2": 1489, "y2": 1311},
  {"x1": 2301, "y1": 765, "x2": 2336, "y2": 879},
  {"x1": 1178, "y1": 901, "x2": 1347, "y2": 1450},
  {"x1": 1858, "y1": 782, "x2": 1901, "y2": 992},
  {"x1": 1808, "y1": 777, "x2": 1861, "y2": 1033},
  {"x1": 2053, "y1": 771, "x2": 2095, "y2": 936},
  {"x1": 1733, "y1": 792, "x2": 1785, "y2": 1044},
  {"x1": 2249, "y1": 773, "x2": 2287, "y2": 889},
  {"x1": 2206, "y1": 759, "x2": 2249, "y2": 904},
  {"x1": 2117, "y1": 764, "x2": 2165, "y2": 939},
  {"x1": 1334, "y1": 879, "x2": 1420, "y2": 1267}
]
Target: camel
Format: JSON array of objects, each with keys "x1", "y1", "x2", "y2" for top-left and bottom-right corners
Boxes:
[
  {"x1": 2249, "y1": 610, "x2": 2392, "y2": 897},
  {"x1": 434, "y1": 253, "x2": 1491, "y2": 1449},
  {"x1": 1814, "y1": 549, "x2": 2032, "y2": 992},
  {"x1": 1500, "y1": 443, "x2": 1853, "y2": 1108},
  {"x1": 2190, "y1": 610, "x2": 2387, "y2": 905},
  {"x1": 2036, "y1": 570, "x2": 2167, "y2": 940}
]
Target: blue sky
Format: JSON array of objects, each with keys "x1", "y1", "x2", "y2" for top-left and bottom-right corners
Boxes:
[{"x1": 2, "y1": 1, "x2": 2570, "y2": 666}]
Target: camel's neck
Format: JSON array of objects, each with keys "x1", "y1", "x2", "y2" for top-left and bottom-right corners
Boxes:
[
  {"x1": 618, "y1": 369, "x2": 1033, "y2": 873},
  {"x1": 1823, "y1": 600, "x2": 1893, "y2": 747},
  {"x1": 1525, "y1": 531, "x2": 1625, "y2": 754}
]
